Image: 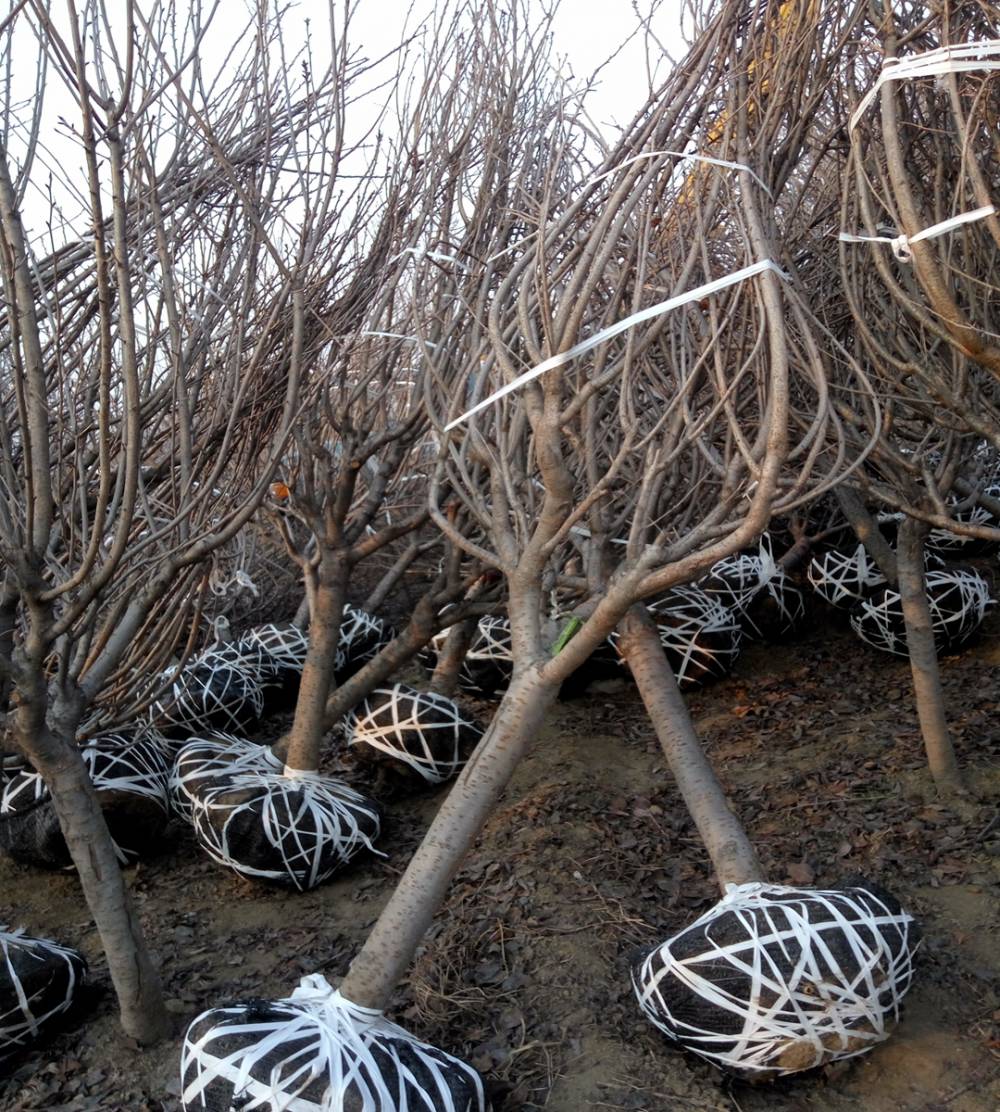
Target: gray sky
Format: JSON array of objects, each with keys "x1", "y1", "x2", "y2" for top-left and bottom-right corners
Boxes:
[{"x1": 8, "y1": 1, "x2": 688, "y2": 245}]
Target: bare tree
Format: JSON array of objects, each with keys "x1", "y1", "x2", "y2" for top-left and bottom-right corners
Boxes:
[
  {"x1": 807, "y1": 0, "x2": 1000, "y2": 794},
  {"x1": 336, "y1": 0, "x2": 878, "y2": 1010},
  {"x1": 0, "y1": 0, "x2": 401, "y2": 1040}
]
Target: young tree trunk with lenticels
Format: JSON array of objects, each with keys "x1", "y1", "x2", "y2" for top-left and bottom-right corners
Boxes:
[
  {"x1": 615, "y1": 604, "x2": 763, "y2": 889},
  {"x1": 339, "y1": 666, "x2": 555, "y2": 1008},
  {"x1": 896, "y1": 519, "x2": 964, "y2": 794}
]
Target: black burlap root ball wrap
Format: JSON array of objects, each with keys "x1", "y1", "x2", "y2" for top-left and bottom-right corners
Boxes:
[
  {"x1": 238, "y1": 623, "x2": 310, "y2": 706},
  {"x1": 1, "y1": 928, "x2": 87, "y2": 1067},
  {"x1": 850, "y1": 567, "x2": 993, "y2": 657},
  {"x1": 151, "y1": 653, "x2": 265, "y2": 744},
  {"x1": 807, "y1": 544, "x2": 887, "y2": 610},
  {"x1": 427, "y1": 616, "x2": 513, "y2": 698},
  {"x1": 186, "y1": 750, "x2": 381, "y2": 890},
  {"x1": 632, "y1": 882, "x2": 919, "y2": 1078},
  {"x1": 0, "y1": 733, "x2": 170, "y2": 869},
  {"x1": 170, "y1": 734, "x2": 279, "y2": 823},
  {"x1": 926, "y1": 486, "x2": 1000, "y2": 557},
  {"x1": 702, "y1": 547, "x2": 806, "y2": 643},
  {"x1": 344, "y1": 684, "x2": 484, "y2": 785},
  {"x1": 642, "y1": 585, "x2": 743, "y2": 690},
  {"x1": 180, "y1": 975, "x2": 490, "y2": 1112},
  {"x1": 336, "y1": 606, "x2": 394, "y2": 681}
]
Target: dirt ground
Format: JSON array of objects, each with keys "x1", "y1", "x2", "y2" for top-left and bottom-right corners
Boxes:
[{"x1": 2, "y1": 607, "x2": 999, "y2": 1111}]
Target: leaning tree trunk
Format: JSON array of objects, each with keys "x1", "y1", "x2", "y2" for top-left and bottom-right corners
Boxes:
[
  {"x1": 12, "y1": 693, "x2": 169, "y2": 1042},
  {"x1": 338, "y1": 666, "x2": 555, "y2": 1010},
  {"x1": 429, "y1": 617, "x2": 478, "y2": 697},
  {"x1": 616, "y1": 604, "x2": 763, "y2": 889},
  {"x1": 835, "y1": 486, "x2": 899, "y2": 582},
  {"x1": 897, "y1": 518, "x2": 963, "y2": 794}
]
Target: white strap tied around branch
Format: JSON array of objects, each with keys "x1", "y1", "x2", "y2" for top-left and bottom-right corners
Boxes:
[
  {"x1": 445, "y1": 258, "x2": 790, "y2": 431},
  {"x1": 850, "y1": 40, "x2": 1000, "y2": 132},
  {"x1": 590, "y1": 149, "x2": 773, "y2": 198},
  {"x1": 839, "y1": 204, "x2": 996, "y2": 262}
]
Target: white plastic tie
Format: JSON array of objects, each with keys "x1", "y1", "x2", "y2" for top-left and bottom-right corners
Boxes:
[
  {"x1": 445, "y1": 259, "x2": 790, "y2": 430},
  {"x1": 839, "y1": 204, "x2": 996, "y2": 262},
  {"x1": 589, "y1": 149, "x2": 773, "y2": 198},
  {"x1": 850, "y1": 40, "x2": 1000, "y2": 131}
]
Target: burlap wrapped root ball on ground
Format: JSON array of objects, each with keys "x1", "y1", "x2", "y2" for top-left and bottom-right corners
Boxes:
[
  {"x1": 925, "y1": 488, "x2": 1000, "y2": 557},
  {"x1": 336, "y1": 605, "x2": 395, "y2": 681},
  {"x1": 0, "y1": 733, "x2": 170, "y2": 869},
  {"x1": 170, "y1": 734, "x2": 276, "y2": 823},
  {"x1": 1, "y1": 929, "x2": 87, "y2": 1067},
  {"x1": 632, "y1": 882, "x2": 919, "y2": 1078},
  {"x1": 180, "y1": 974, "x2": 490, "y2": 1112},
  {"x1": 702, "y1": 539, "x2": 806, "y2": 643},
  {"x1": 850, "y1": 566, "x2": 993, "y2": 656},
  {"x1": 344, "y1": 683, "x2": 484, "y2": 786},
  {"x1": 237, "y1": 622, "x2": 310, "y2": 709},
  {"x1": 423, "y1": 616, "x2": 513, "y2": 698},
  {"x1": 807, "y1": 544, "x2": 888, "y2": 610},
  {"x1": 177, "y1": 740, "x2": 381, "y2": 890},
  {"x1": 151, "y1": 649, "x2": 266, "y2": 745},
  {"x1": 640, "y1": 585, "x2": 743, "y2": 690}
]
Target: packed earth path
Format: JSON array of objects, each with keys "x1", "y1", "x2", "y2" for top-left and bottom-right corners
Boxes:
[{"x1": 2, "y1": 611, "x2": 999, "y2": 1112}]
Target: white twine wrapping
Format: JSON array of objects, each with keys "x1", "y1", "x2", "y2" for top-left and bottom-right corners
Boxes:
[
  {"x1": 850, "y1": 40, "x2": 1000, "y2": 131},
  {"x1": 840, "y1": 205, "x2": 996, "y2": 262},
  {"x1": 633, "y1": 883, "x2": 918, "y2": 1076},
  {"x1": 180, "y1": 974, "x2": 489, "y2": 1112},
  {"x1": 445, "y1": 259, "x2": 790, "y2": 430}
]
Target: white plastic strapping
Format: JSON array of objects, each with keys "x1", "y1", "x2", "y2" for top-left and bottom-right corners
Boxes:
[
  {"x1": 344, "y1": 684, "x2": 484, "y2": 785},
  {"x1": 445, "y1": 259, "x2": 790, "y2": 429},
  {"x1": 186, "y1": 750, "x2": 382, "y2": 891},
  {"x1": 807, "y1": 544, "x2": 887, "y2": 608},
  {"x1": 428, "y1": 616, "x2": 513, "y2": 697},
  {"x1": 1, "y1": 928, "x2": 87, "y2": 1060},
  {"x1": 703, "y1": 538, "x2": 805, "y2": 641},
  {"x1": 180, "y1": 974, "x2": 489, "y2": 1111},
  {"x1": 628, "y1": 585, "x2": 743, "y2": 690},
  {"x1": 850, "y1": 40, "x2": 1000, "y2": 131},
  {"x1": 839, "y1": 204, "x2": 996, "y2": 263},
  {"x1": 633, "y1": 883, "x2": 918, "y2": 1077},
  {"x1": 850, "y1": 567, "x2": 993, "y2": 657}
]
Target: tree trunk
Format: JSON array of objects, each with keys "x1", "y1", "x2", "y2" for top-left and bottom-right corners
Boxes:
[
  {"x1": 616, "y1": 605, "x2": 763, "y2": 889},
  {"x1": 429, "y1": 617, "x2": 477, "y2": 697},
  {"x1": 836, "y1": 487, "x2": 899, "y2": 583},
  {"x1": 897, "y1": 518, "x2": 963, "y2": 793},
  {"x1": 282, "y1": 560, "x2": 348, "y2": 774},
  {"x1": 338, "y1": 667, "x2": 554, "y2": 1009},
  {"x1": 12, "y1": 700, "x2": 169, "y2": 1042}
]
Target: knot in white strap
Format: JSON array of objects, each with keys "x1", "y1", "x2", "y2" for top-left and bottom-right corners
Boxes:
[{"x1": 839, "y1": 204, "x2": 996, "y2": 263}]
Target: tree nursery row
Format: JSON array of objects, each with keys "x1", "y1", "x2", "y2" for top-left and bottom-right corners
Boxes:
[{"x1": 1, "y1": 1, "x2": 999, "y2": 1109}]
